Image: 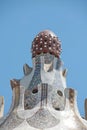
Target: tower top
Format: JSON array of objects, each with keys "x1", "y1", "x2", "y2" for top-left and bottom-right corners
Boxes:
[{"x1": 31, "y1": 30, "x2": 61, "y2": 58}]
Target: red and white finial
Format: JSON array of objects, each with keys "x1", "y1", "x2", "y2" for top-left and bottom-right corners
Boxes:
[{"x1": 31, "y1": 30, "x2": 62, "y2": 58}]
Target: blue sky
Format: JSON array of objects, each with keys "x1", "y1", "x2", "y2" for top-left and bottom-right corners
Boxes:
[{"x1": 0, "y1": 0, "x2": 87, "y2": 116}]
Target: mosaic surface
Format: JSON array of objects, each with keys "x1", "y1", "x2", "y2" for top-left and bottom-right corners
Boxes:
[{"x1": 0, "y1": 30, "x2": 87, "y2": 130}]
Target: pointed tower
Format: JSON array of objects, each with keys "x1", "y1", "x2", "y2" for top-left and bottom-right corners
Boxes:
[{"x1": 0, "y1": 30, "x2": 87, "y2": 130}]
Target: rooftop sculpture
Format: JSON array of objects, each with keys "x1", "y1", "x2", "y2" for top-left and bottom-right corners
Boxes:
[{"x1": 0, "y1": 30, "x2": 87, "y2": 130}]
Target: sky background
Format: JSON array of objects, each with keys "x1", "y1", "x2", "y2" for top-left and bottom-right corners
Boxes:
[{"x1": 0, "y1": 0, "x2": 87, "y2": 117}]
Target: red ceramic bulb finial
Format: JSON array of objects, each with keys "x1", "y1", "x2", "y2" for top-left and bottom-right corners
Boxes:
[{"x1": 31, "y1": 30, "x2": 62, "y2": 58}]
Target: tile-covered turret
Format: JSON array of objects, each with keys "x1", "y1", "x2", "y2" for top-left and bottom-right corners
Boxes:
[{"x1": 0, "y1": 30, "x2": 87, "y2": 130}]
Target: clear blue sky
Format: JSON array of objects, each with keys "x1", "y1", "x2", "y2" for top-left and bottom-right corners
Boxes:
[{"x1": 0, "y1": 0, "x2": 87, "y2": 116}]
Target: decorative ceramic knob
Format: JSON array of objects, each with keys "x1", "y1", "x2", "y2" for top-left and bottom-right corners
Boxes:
[{"x1": 32, "y1": 30, "x2": 61, "y2": 58}]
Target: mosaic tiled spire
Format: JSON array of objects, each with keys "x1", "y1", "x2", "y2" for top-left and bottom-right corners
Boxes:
[{"x1": 0, "y1": 30, "x2": 87, "y2": 130}]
